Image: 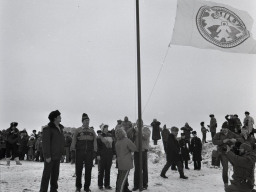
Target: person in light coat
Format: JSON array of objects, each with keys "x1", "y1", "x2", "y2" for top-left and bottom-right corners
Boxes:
[{"x1": 115, "y1": 128, "x2": 137, "y2": 192}]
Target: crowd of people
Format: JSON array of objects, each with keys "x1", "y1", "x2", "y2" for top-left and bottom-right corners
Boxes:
[{"x1": 0, "y1": 110, "x2": 255, "y2": 192}]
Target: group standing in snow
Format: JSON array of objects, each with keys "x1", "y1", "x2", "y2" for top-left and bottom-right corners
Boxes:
[{"x1": 1, "y1": 110, "x2": 256, "y2": 192}]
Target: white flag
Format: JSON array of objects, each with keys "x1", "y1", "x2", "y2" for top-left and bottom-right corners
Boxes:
[{"x1": 171, "y1": 0, "x2": 256, "y2": 54}]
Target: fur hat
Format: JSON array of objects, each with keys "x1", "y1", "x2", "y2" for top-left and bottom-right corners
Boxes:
[
  {"x1": 200, "y1": 122, "x2": 204, "y2": 126},
  {"x1": 82, "y1": 113, "x2": 89, "y2": 122},
  {"x1": 234, "y1": 114, "x2": 238, "y2": 117},
  {"x1": 240, "y1": 143, "x2": 252, "y2": 152},
  {"x1": 222, "y1": 121, "x2": 229, "y2": 129},
  {"x1": 209, "y1": 114, "x2": 214, "y2": 117},
  {"x1": 10, "y1": 122, "x2": 18, "y2": 127},
  {"x1": 245, "y1": 111, "x2": 250, "y2": 115},
  {"x1": 48, "y1": 110, "x2": 61, "y2": 122},
  {"x1": 192, "y1": 131, "x2": 197, "y2": 135}
]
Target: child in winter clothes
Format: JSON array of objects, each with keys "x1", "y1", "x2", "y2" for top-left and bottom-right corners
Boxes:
[
  {"x1": 27, "y1": 136, "x2": 36, "y2": 161},
  {"x1": 200, "y1": 122, "x2": 209, "y2": 144},
  {"x1": 97, "y1": 124, "x2": 116, "y2": 190}
]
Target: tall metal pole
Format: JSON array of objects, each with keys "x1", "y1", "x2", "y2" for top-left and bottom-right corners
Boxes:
[{"x1": 135, "y1": 0, "x2": 143, "y2": 191}]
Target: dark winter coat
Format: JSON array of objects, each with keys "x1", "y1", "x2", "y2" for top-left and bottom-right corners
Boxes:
[
  {"x1": 225, "y1": 115, "x2": 236, "y2": 133},
  {"x1": 210, "y1": 117, "x2": 217, "y2": 133},
  {"x1": 42, "y1": 122, "x2": 65, "y2": 160},
  {"x1": 179, "y1": 138, "x2": 190, "y2": 161},
  {"x1": 151, "y1": 121, "x2": 161, "y2": 141},
  {"x1": 64, "y1": 135, "x2": 72, "y2": 147},
  {"x1": 212, "y1": 130, "x2": 241, "y2": 153},
  {"x1": 161, "y1": 128, "x2": 170, "y2": 142},
  {"x1": 19, "y1": 136, "x2": 29, "y2": 153},
  {"x1": 97, "y1": 132, "x2": 116, "y2": 159},
  {"x1": 6, "y1": 127, "x2": 20, "y2": 144},
  {"x1": 180, "y1": 124, "x2": 193, "y2": 140},
  {"x1": 190, "y1": 137, "x2": 202, "y2": 161},
  {"x1": 166, "y1": 133, "x2": 182, "y2": 163},
  {"x1": 226, "y1": 150, "x2": 256, "y2": 190}
]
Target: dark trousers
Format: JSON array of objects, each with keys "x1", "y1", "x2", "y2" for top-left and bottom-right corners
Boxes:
[
  {"x1": 202, "y1": 133, "x2": 207, "y2": 143},
  {"x1": 182, "y1": 160, "x2": 189, "y2": 169},
  {"x1": 134, "y1": 151, "x2": 148, "y2": 188},
  {"x1": 0, "y1": 148, "x2": 6, "y2": 159},
  {"x1": 220, "y1": 154, "x2": 229, "y2": 184},
  {"x1": 161, "y1": 161, "x2": 184, "y2": 176},
  {"x1": 98, "y1": 157, "x2": 113, "y2": 187},
  {"x1": 153, "y1": 140, "x2": 158, "y2": 145},
  {"x1": 194, "y1": 161, "x2": 201, "y2": 170},
  {"x1": 211, "y1": 132, "x2": 216, "y2": 139},
  {"x1": 71, "y1": 150, "x2": 76, "y2": 164},
  {"x1": 40, "y1": 159, "x2": 60, "y2": 192},
  {"x1": 116, "y1": 170, "x2": 129, "y2": 192},
  {"x1": 6, "y1": 143, "x2": 19, "y2": 158},
  {"x1": 76, "y1": 150, "x2": 94, "y2": 190}
]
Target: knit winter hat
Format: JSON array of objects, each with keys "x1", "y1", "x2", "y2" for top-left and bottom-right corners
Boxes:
[
  {"x1": 48, "y1": 110, "x2": 61, "y2": 122},
  {"x1": 240, "y1": 143, "x2": 252, "y2": 152},
  {"x1": 100, "y1": 124, "x2": 108, "y2": 132},
  {"x1": 222, "y1": 121, "x2": 229, "y2": 129},
  {"x1": 82, "y1": 113, "x2": 89, "y2": 122}
]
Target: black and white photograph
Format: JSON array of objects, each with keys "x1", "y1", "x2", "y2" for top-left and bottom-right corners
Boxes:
[{"x1": 1, "y1": 0, "x2": 256, "y2": 191}]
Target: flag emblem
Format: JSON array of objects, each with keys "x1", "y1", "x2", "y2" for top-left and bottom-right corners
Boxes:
[{"x1": 196, "y1": 6, "x2": 250, "y2": 48}]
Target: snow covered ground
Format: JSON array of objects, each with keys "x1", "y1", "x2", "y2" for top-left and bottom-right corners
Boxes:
[{"x1": 0, "y1": 143, "x2": 227, "y2": 192}]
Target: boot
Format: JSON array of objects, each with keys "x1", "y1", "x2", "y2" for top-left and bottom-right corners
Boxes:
[
  {"x1": 179, "y1": 170, "x2": 188, "y2": 179},
  {"x1": 15, "y1": 157, "x2": 22, "y2": 165},
  {"x1": 6, "y1": 158, "x2": 10, "y2": 166}
]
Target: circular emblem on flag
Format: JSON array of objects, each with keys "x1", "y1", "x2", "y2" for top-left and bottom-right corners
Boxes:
[{"x1": 196, "y1": 6, "x2": 250, "y2": 48}]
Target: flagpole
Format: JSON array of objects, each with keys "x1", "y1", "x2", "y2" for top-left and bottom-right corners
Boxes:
[{"x1": 135, "y1": 0, "x2": 143, "y2": 191}]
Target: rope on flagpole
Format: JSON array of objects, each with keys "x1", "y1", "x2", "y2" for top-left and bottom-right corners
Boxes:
[{"x1": 142, "y1": 44, "x2": 171, "y2": 114}]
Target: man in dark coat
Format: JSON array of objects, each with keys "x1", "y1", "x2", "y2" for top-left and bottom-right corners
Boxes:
[
  {"x1": 160, "y1": 126, "x2": 188, "y2": 179},
  {"x1": 6, "y1": 122, "x2": 22, "y2": 165},
  {"x1": 150, "y1": 119, "x2": 161, "y2": 145},
  {"x1": 40, "y1": 110, "x2": 65, "y2": 192},
  {"x1": 180, "y1": 123, "x2": 193, "y2": 146},
  {"x1": 209, "y1": 114, "x2": 217, "y2": 139},
  {"x1": 161, "y1": 125, "x2": 170, "y2": 153},
  {"x1": 234, "y1": 114, "x2": 242, "y2": 134},
  {"x1": 179, "y1": 133, "x2": 190, "y2": 169},
  {"x1": 225, "y1": 143, "x2": 256, "y2": 192},
  {"x1": 225, "y1": 115, "x2": 237, "y2": 133},
  {"x1": 213, "y1": 121, "x2": 241, "y2": 188},
  {"x1": 190, "y1": 131, "x2": 202, "y2": 170}
]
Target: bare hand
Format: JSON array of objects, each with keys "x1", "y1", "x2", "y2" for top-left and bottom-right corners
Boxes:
[
  {"x1": 223, "y1": 139, "x2": 229, "y2": 143},
  {"x1": 226, "y1": 145, "x2": 231, "y2": 152},
  {"x1": 230, "y1": 138, "x2": 236, "y2": 143}
]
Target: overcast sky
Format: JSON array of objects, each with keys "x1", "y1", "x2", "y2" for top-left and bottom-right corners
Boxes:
[{"x1": 1, "y1": 0, "x2": 256, "y2": 136}]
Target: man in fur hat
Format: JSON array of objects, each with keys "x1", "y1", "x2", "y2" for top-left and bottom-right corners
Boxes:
[
  {"x1": 6, "y1": 122, "x2": 22, "y2": 166},
  {"x1": 40, "y1": 110, "x2": 65, "y2": 192},
  {"x1": 71, "y1": 113, "x2": 97, "y2": 192}
]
